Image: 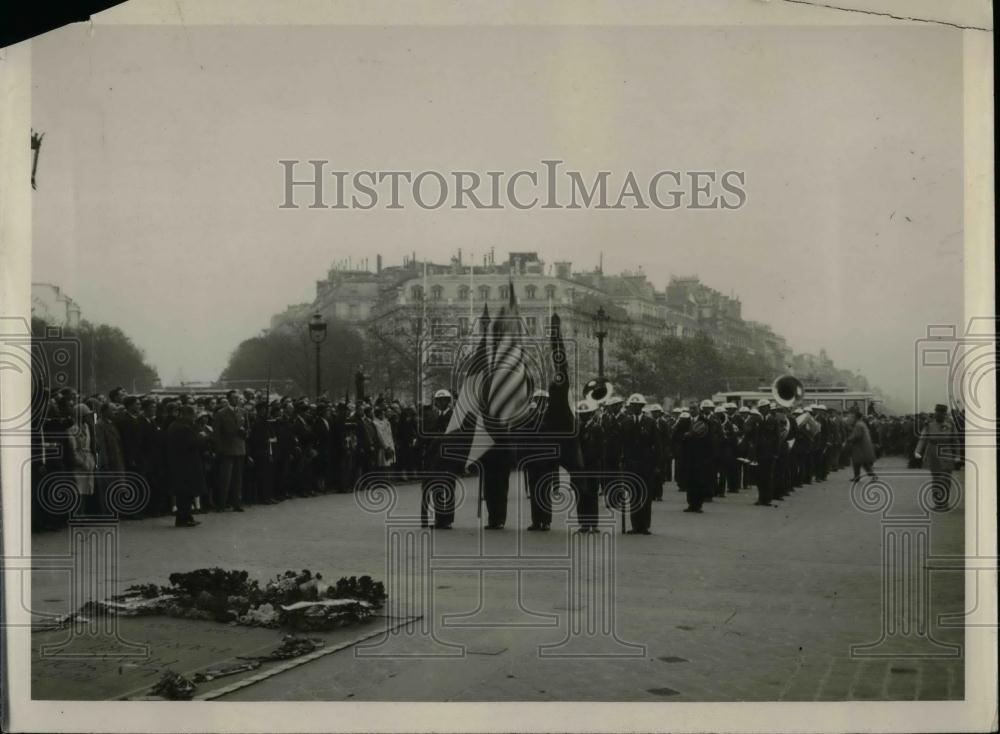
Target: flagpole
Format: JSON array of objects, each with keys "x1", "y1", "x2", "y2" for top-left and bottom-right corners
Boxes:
[{"x1": 422, "y1": 260, "x2": 428, "y2": 406}]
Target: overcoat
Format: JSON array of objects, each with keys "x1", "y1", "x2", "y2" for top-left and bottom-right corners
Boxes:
[
  {"x1": 847, "y1": 418, "x2": 876, "y2": 465},
  {"x1": 915, "y1": 418, "x2": 959, "y2": 473},
  {"x1": 166, "y1": 419, "x2": 209, "y2": 498}
]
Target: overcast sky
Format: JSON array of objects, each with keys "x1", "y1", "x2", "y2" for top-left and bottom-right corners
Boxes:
[{"x1": 31, "y1": 23, "x2": 963, "y2": 411}]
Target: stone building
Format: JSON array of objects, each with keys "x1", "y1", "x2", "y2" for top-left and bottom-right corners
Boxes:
[
  {"x1": 269, "y1": 250, "x2": 818, "y2": 395},
  {"x1": 31, "y1": 282, "x2": 82, "y2": 329}
]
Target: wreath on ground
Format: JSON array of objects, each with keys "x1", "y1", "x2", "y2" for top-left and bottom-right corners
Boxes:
[{"x1": 67, "y1": 568, "x2": 387, "y2": 631}]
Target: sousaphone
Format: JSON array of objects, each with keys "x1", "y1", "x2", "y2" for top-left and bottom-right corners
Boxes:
[
  {"x1": 582, "y1": 376, "x2": 615, "y2": 405},
  {"x1": 771, "y1": 374, "x2": 804, "y2": 408}
]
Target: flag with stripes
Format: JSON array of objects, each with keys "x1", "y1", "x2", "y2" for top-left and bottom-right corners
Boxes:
[
  {"x1": 446, "y1": 304, "x2": 495, "y2": 467},
  {"x1": 487, "y1": 277, "x2": 531, "y2": 428}
]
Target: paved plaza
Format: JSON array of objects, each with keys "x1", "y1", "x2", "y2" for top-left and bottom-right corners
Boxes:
[{"x1": 30, "y1": 457, "x2": 965, "y2": 701}]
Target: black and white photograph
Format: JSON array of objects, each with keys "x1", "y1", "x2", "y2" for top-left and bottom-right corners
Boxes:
[{"x1": 0, "y1": 1, "x2": 995, "y2": 732}]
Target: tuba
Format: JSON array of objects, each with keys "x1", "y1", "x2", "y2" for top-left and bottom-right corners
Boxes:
[
  {"x1": 771, "y1": 374, "x2": 804, "y2": 409},
  {"x1": 582, "y1": 377, "x2": 615, "y2": 405}
]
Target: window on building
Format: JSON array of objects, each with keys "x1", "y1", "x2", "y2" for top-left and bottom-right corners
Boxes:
[
  {"x1": 430, "y1": 285, "x2": 444, "y2": 301},
  {"x1": 525, "y1": 316, "x2": 537, "y2": 335},
  {"x1": 458, "y1": 285, "x2": 470, "y2": 301},
  {"x1": 499, "y1": 284, "x2": 509, "y2": 301},
  {"x1": 479, "y1": 285, "x2": 490, "y2": 301},
  {"x1": 458, "y1": 316, "x2": 469, "y2": 335},
  {"x1": 525, "y1": 285, "x2": 537, "y2": 300},
  {"x1": 545, "y1": 284, "x2": 557, "y2": 300},
  {"x1": 411, "y1": 285, "x2": 423, "y2": 301}
]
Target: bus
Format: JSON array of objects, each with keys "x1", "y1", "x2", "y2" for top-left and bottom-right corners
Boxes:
[{"x1": 711, "y1": 384, "x2": 881, "y2": 414}]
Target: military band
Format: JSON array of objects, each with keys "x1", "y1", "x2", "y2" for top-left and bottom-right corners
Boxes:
[{"x1": 415, "y1": 372, "x2": 882, "y2": 534}]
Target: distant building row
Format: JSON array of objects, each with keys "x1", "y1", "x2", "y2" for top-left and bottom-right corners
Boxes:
[{"x1": 270, "y1": 251, "x2": 804, "y2": 380}]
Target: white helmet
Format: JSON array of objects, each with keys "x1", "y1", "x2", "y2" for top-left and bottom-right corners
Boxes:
[
  {"x1": 627, "y1": 393, "x2": 646, "y2": 406},
  {"x1": 714, "y1": 406, "x2": 726, "y2": 414},
  {"x1": 671, "y1": 407, "x2": 682, "y2": 414},
  {"x1": 604, "y1": 395, "x2": 624, "y2": 407},
  {"x1": 724, "y1": 402, "x2": 737, "y2": 410},
  {"x1": 648, "y1": 403, "x2": 664, "y2": 413},
  {"x1": 532, "y1": 388, "x2": 549, "y2": 399},
  {"x1": 738, "y1": 406, "x2": 750, "y2": 413},
  {"x1": 813, "y1": 404, "x2": 827, "y2": 411},
  {"x1": 803, "y1": 406, "x2": 813, "y2": 413},
  {"x1": 756, "y1": 398, "x2": 770, "y2": 408},
  {"x1": 679, "y1": 411, "x2": 691, "y2": 419},
  {"x1": 700, "y1": 399, "x2": 715, "y2": 410},
  {"x1": 750, "y1": 408, "x2": 762, "y2": 417},
  {"x1": 792, "y1": 407, "x2": 803, "y2": 415},
  {"x1": 576, "y1": 399, "x2": 598, "y2": 414},
  {"x1": 433, "y1": 389, "x2": 452, "y2": 400}
]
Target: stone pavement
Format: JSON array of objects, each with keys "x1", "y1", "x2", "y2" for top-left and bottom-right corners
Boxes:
[{"x1": 29, "y1": 457, "x2": 965, "y2": 701}]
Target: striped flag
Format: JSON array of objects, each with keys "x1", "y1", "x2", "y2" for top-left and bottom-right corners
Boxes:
[
  {"x1": 487, "y1": 276, "x2": 530, "y2": 428},
  {"x1": 446, "y1": 304, "x2": 495, "y2": 467}
]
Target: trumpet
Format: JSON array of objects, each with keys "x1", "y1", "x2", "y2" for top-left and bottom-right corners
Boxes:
[{"x1": 772, "y1": 374, "x2": 804, "y2": 409}]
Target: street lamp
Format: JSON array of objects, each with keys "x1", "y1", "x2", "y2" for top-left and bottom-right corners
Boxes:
[
  {"x1": 308, "y1": 313, "x2": 328, "y2": 398},
  {"x1": 593, "y1": 306, "x2": 610, "y2": 380}
]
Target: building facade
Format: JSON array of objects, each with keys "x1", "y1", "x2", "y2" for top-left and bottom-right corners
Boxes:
[
  {"x1": 269, "y1": 250, "x2": 844, "y2": 397},
  {"x1": 31, "y1": 283, "x2": 82, "y2": 329}
]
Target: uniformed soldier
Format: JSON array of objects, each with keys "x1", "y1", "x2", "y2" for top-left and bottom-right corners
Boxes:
[
  {"x1": 670, "y1": 407, "x2": 684, "y2": 490},
  {"x1": 753, "y1": 399, "x2": 783, "y2": 507},
  {"x1": 619, "y1": 394, "x2": 657, "y2": 534},
  {"x1": 812, "y1": 405, "x2": 831, "y2": 482},
  {"x1": 422, "y1": 389, "x2": 456, "y2": 529},
  {"x1": 646, "y1": 404, "x2": 670, "y2": 501},
  {"x1": 574, "y1": 399, "x2": 603, "y2": 532},
  {"x1": 680, "y1": 401, "x2": 715, "y2": 512},
  {"x1": 714, "y1": 404, "x2": 740, "y2": 496},
  {"x1": 671, "y1": 410, "x2": 692, "y2": 502},
  {"x1": 773, "y1": 403, "x2": 794, "y2": 500},
  {"x1": 600, "y1": 394, "x2": 625, "y2": 499},
  {"x1": 525, "y1": 389, "x2": 555, "y2": 530},
  {"x1": 790, "y1": 407, "x2": 811, "y2": 488}
]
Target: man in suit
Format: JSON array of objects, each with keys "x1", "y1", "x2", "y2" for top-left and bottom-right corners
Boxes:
[
  {"x1": 619, "y1": 393, "x2": 658, "y2": 534},
  {"x1": 213, "y1": 390, "x2": 246, "y2": 512}
]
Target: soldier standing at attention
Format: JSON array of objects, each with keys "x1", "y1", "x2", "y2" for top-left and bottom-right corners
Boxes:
[
  {"x1": 421, "y1": 389, "x2": 456, "y2": 529},
  {"x1": 574, "y1": 399, "x2": 603, "y2": 533},
  {"x1": 619, "y1": 394, "x2": 658, "y2": 534}
]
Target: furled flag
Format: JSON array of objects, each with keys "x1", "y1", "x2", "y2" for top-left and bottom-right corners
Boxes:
[
  {"x1": 487, "y1": 276, "x2": 531, "y2": 429},
  {"x1": 446, "y1": 304, "x2": 495, "y2": 467}
]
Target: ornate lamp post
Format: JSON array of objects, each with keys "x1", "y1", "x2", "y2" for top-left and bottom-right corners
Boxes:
[
  {"x1": 593, "y1": 306, "x2": 610, "y2": 380},
  {"x1": 308, "y1": 313, "x2": 327, "y2": 398}
]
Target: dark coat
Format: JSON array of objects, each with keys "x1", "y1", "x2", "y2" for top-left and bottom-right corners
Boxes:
[
  {"x1": 213, "y1": 404, "x2": 247, "y2": 456},
  {"x1": 681, "y1": 415, "x2": 717, "y2": 491},
  {"x1": 115, "y1": 412, "x2": 143, "y2": 470},
  {"x1": 618, "y1": 412, "x2": 658, "y2": 475},
  {"x1": 166, "y1": 419, "x2": 209, "y2": 498}
]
